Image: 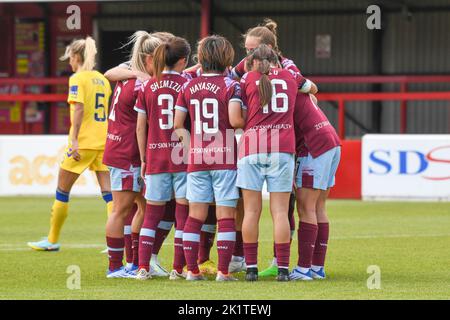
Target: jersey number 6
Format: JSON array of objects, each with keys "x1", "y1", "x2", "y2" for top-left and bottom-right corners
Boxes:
[{"x1": 256, "y1": 79, "x2": 289, "y2": 114}]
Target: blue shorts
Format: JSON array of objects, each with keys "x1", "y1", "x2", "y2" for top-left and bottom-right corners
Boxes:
[
  {"x1": 296, "y1": 146, "x2": 341, "y2": 190},
  {"x1": 145, "y1": 172, "x2": 187, "y2": 202},
  {"x1": 236, "y1": 152, "x2": 295, "y2": 192},
  {"x1": 186, "y1": 170, "x2": 239, "y2": 207},
  {"x1": 109, "y1": 165, "x2": 142, "y2": 193}
]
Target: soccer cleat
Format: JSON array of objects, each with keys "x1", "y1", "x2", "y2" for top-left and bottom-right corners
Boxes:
[
  {"x1": 150, "y1": 257, "x2": 169, "y2": 277},
  {"x1": 169, "y1": 269, "x2": 187, "y2": 280},
  {"x1": 289, "y1": 267, "x2": 313, "y2": 281},
  {"x1": 106, "y1": 266, "x2": 135, "y2": 279},
  {"x1": 245, "y1": 267, "x2": 258, "y2": 282},
  {"x1": 258, "y1": 264, "x2": 278, "y2": 277},
  {"x1": 311, "y1": 267, "x2": 326, "y2": 279},
  {"x1": 125, "y1": 263, "x2": 139, "y2": 275},
  {"x1": 276, "y1": 268, "x2": 290, "y2": 282},
  {"x1": 216, "y1": 272, "x2": 238, "y2": 281},
  {"x1": 186, "y1": 271, "x2": 206, "y2": 281},
  {"x1": 135, "y1": 268, "x2": 152, "y2": 280},
  {"x1": 198, "y1": 260, "x2": 217, "y2": 275},
  {"x1": 228, "y1": 256, "x2": 247, "y2": 273},
  {"x1": 27, "y1": 238, "x2": 60, "y2": 251}
]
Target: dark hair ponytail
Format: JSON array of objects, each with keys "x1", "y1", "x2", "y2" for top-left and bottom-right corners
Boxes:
[
  {"x1": 257, "y1": 60, "x2": 272, "y2": 107},
  {"x1": 153, "y1": 36, "x2": 191, "y2": 81},
  {"x1": 246, "y1": 44, "x2": 279, "y2": 107}
]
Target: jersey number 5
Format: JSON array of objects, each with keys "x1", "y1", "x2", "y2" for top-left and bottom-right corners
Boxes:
[{"x1": 95, "y1": 93, "x2": 106, "y2": 122}]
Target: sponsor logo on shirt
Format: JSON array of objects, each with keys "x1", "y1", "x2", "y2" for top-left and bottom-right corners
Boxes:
[{"x1": 70, "y1": 85, "x2": 78, "y2": 97}]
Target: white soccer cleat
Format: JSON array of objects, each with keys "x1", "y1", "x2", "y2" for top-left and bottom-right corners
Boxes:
[
  {"x1": 169, "y1": 269, "x2": 187, "y2": 280},
  {"x1": 216, "y1": 272, "x2": 238, "y2": 282},
  {"x1": 228, "y1": 256, "x2": 247, "y2": 273},
  {"x1": 150, "y1": 256, "x2": 169, "y2": 277},
  {"x1": 135, "y1": 268, "x2": 152, "y2": 280},
  {"x1": 186, "y1": 271, "x2": 206, "y2": 281}
]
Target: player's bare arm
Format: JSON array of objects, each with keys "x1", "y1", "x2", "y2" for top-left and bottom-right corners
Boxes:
[
  {"x1": 173, "y1": 109, "x2": 189, "y2": 143},
  {"x1": 229, "y1": 101, "x2": 246, "y2": 129},
  {"x1": 105, "y1": 66, "x2": 150, "y2": 82},
  {"x1": 136, "y1": 112, "x2": 148, "y2": 179}
]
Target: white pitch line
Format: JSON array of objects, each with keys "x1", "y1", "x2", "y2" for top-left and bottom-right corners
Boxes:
[{"x1": 1, "y1": 233, "x2": 450, "y2": 251}]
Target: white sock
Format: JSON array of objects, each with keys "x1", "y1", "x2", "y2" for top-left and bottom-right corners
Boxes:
[
  {"x1": 311, "y1": 265, "x2": 323, "y2": 272},
  {"x1": 297, "y1": 266, "x2": 310, "y2": 274},
  {"x1": 231, "y1": 255, "x2": 244, "y2": 262}
]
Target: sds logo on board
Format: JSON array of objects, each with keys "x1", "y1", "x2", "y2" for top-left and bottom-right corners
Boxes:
[{"x1": 368, "y1": 145, "x2": 450, "y2": 181}]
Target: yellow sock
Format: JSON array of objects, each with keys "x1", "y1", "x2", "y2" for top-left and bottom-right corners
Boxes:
[
  {"x1": 107, "y1": 201, "x2": 114, "y2": 217},
  {"x1": 48, "y1": 200, "x2": 69, "y2": 244}
]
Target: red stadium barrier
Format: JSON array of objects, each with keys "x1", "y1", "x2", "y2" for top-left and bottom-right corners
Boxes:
[
  {"x1": 329, "y1": 140, "x2": 362, "y2": 199},
  {"x1": 0, "y1": 78, "x2": 67, "y2": 134},
  {"x1": 2, "y1": 75, "x2": 450, "y2": 136},
  {"x1": 316, "y1": 91, "x2": 450, "y2": 140},
  {"x1": 0, "y1": 75, "x2": 449, "y2": 198},
  {"x1": 310, "y1": 75, "x2": 450, "y2": 137}
]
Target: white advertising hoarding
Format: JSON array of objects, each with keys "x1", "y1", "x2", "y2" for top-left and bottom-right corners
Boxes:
[
  {"x1": 362, "y1": 134, "x2": 450, "y2": 201},
  {"x1": 0, "y1": 135, "x2": 102, "y2": 196}
]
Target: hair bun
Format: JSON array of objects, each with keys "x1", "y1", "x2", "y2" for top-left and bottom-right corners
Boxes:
[{"x1": 262, "y1": 18, "x2": 277, "y2": 35}]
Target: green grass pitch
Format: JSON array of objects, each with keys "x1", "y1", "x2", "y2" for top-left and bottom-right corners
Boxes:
[{"x1": 0, "y1": 197, "x2": 449, "y2": 300}]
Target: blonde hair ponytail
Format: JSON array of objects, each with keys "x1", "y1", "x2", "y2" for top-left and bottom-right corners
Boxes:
[
  {"x1": 82, "y1": 36, "x2": 97, "y2": 71},
  {"x1": 60, "y1": 36, "x2": 97, "y2": 71},
  {"x1": 127, "y1": 31, "x2": 163, "y2": 74}
]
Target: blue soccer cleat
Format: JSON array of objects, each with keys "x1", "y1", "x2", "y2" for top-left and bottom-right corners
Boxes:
[
  {"x1": 289, "y1": 267, "x2": 313, "y2": 281},
  {"x1": 125, "y1": 263, "x2": 139, "y2": 275},
  {"x1": 311, "y1": 267, "x2": 326, "y2": 279},
  {"x1": 106, "y1": 266, "x2": 135, "y2": 279},
  {"x1": 27, "y1": 238, "x2": 60, "y2": 251}
]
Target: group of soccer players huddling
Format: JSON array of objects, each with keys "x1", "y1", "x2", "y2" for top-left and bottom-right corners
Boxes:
[{"x1": 28, "y1": 19, "x2": 341, "y2": 282}]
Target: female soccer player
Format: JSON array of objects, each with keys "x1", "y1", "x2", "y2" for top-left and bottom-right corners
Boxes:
[
  {"x1": 28, "y1": 37, "x2": 112, "y2": 251},
  {"x1": 233, "y1": 19, "x2": 318, "y2": 277},
  {"x1": 290, "y1": 93, "x2": 341, "y2": 281},
  {"x1": 236, "y1": 45, "x2": 298, "y2": 282},
  {"x1": 103, "y1": 31, "x2": 160, "y2": 278},
  {"x1": 134, "y1": 36, "x2": 192, "y2": 280},
  {"x1": 174, "y1": 35, "x2": 245, "y2": 281},
  {"x1": 104, "y1": 31, "x2": 177, "y2": 277},
  {"x1": 231, "y1": 18, "x2": 317, "y2": 95}
]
